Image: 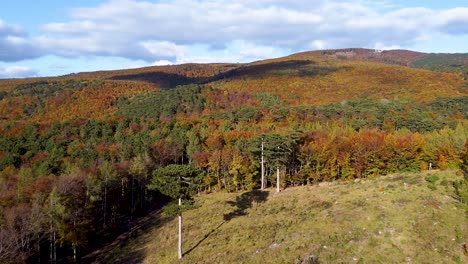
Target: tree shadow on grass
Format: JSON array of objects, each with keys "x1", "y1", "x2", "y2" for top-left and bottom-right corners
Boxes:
[
  {"x1": 184, "y1": 190, "x2": 269, "y2": 257},
  {"x1": 184, "y1": 221, "x2": 226, "y2": 256},
  {"x1": 82, "y1": 209, "x2": 172, "y2": 264},
  {"x1": 223, "y1": 190, "x2": 269, "y2": 221}
]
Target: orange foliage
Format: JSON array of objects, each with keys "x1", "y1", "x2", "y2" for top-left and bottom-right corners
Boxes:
[
  {"x1": 210, "y1": 59, "x2": 465, "y2": 106},
  {"x1": 0, "y1": 95, "x2": 36, "y2": 120},
  {"x1": 32, "y1": 81, "x2": 157, "y2": 122}
]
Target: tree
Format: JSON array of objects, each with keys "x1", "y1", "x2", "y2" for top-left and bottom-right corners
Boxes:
[
  {"x1": 148, "y1": 164, "x2": 201, "y2": 259},
  {"x1": 454, "y1": 143, "x2": 468, "y2": 203},
  {"x1": 99, "y1": 161, "x2": 118, "y2": 227}
]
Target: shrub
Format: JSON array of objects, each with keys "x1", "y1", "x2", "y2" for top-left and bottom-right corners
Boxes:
[
  {"x1": 425, "y1": 174, "x2": 440, "y2": 184},
  {"x1": 439, "y1": 179, "x2": 448, "y2": 186},
  {"x1": 454, "y1": 180, "x2": 468, "y2": 203}
]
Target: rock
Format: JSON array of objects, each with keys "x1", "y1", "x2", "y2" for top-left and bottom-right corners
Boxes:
[
  {"x1": 301, "y1": 255, "x2": 320, "y2": 264},
  {"x1": 269, "y1": 242, "x2": 280, "y2": 249}
]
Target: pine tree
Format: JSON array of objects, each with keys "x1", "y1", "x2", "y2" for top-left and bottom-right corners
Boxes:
[{"x1": 148, "y1": 164, "x2": 201, "y2": 259}]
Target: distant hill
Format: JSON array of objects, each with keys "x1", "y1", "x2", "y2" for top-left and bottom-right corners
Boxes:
[
  {"x1": 0, "y1": 48, "x2": 466, "y2": 122},
  {"x1": 285, "y1": 48, "x2": 426, "y2": 66}
]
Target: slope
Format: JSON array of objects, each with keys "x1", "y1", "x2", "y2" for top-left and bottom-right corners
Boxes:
[
  {"x1": 0, "y1": 49, "x2": 466, "y2": 123},
  {"x1": 208, "y1": 57, "x2": 465, "y2": 106},
  {"x1": 86, "y1": 170, "x2": 468, "y2": 264}
]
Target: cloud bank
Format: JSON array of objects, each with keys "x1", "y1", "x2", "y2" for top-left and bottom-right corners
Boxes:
[
  {"x1": 1, "y1": 0, "x2": 467, "y2": 64},
  {"x1": 0, "y1": 20, "x2": 42, "y2": 61},
  {"x1": 0, "y1": 65, "x2": 38, "y2": 78}
]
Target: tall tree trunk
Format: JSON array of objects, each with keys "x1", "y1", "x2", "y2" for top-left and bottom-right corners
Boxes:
[
  {"x1": 261, "y1": 140, "x2": 265, "y2": 190},
  {"x1": 276, "y1": 167, "x2": 280, "y2": 193},
  {"x1": 131, "y1": 176, "x2": 134, "y2": 217},
  {"x1": 178, "y1": 198, "x2": 183, "y2": 260},
  {"x1": 37, "y1": 236, "x2": 41, "y2": 264},
  {"x1": 217, "y1": 148, "x2": 223, "y2": 190},
  {"x1": 53, "y1": 231, "x2": 56, "y2": 263},
  {"x1": 49, "y1": 225, "x2": 53, "y2": 262},
  {"x1": 72, "y1": 243, "x2": 77, "y2": 263},
  {"x1": 121, "y1": 178, "x2": 125, "y2": 198},
  {"x1": 103, "y1": 179, "x2": 107, "y2": 228}
]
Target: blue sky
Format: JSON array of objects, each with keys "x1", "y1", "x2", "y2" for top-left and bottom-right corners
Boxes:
[{"x1": 0, "y1": 0, "x2": 467, "y2": 78}]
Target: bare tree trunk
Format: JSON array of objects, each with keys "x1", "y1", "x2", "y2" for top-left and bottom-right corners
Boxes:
[
  {"x1": 37, "y1": 236, "x2": 41, "y2": 264},
  {"x1": 178, "y1": 198, "x2": 183, "y2": 260},
  {"x1": 121, "y1": 178, "x2": 125, "y2": 198},
  {"x1": 261, "y1": 140, "x2": 265, "y2": 190},
  {"x1": 53, "y1": 231, "x2": 56, "y2": 263},
  {"x1": 103, "y1": 178, "x2": 107, "y2": 228},
  {"x1": 73, "y1": 243, "x2": 77, "y2": 262},
  {"x1": 49, "y1": 226, "x2": 53, "y2": 262},
  {"x1": 276, "y1": 167, "x2": 280, "y2": 193},
  {"x1": 131, "y1": 176, "x2": 134, "y2": 217}
]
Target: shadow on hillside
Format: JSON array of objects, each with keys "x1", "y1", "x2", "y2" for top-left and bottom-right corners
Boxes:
[
  {"x1": 111, "y1": 71, "x2": 208, "y2": 89},
  {"x1": 207, "y1": 60, "x2": 343, "y2": 82},
  {"x1": 184, "y1": 221, "x2": 226, "y2": 256},
  {"x1": 111, "y1": 60, "x2": 344, "y2": 89},
  {"x1": 223, "y1": 190, "x2": 269, "y2": 221},
  {"x1": 82, "y1": 210, "x2": 171, "y2": 264}
]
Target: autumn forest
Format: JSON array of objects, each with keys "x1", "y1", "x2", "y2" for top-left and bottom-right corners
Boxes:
[{"x1": 0, "y1": 48, "x2": 467, "y2": 263}]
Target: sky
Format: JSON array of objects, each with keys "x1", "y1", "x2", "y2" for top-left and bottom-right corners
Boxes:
[{"x1": 0, "y1": 0, "x2": 467, "y2": 78}]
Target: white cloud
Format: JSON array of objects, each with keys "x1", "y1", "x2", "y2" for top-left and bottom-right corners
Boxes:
[
  {"x1": 140, "y1": 41, "x2": 187, "y2": 58},
  {"x1": 0, "y1": 19, "x2": 43, "y2": 61},
  {"x1": 373, "y1": 42, "x2": 401, "y2": 50},
  {"x1": 310, "y1": 40, "x2": 327, "y2": 50},
  {"x1": 1, "y1": 1, "x2": 468, "y2": 64},
  {"x1": 0, "y1": 66, "x2": 37, "y2": 78},
  {"x1": 234, "y1": 40, "x2": 277, "y2": 60},
  {"x1": 153, "y1": 60, "x2": 173, "y2": 66}
]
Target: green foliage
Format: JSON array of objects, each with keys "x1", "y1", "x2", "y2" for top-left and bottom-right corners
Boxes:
[
  {"x1": 453, "y1": 255, "x2": 463, "y2": 264},
  {"x1": 425, "y1": 174, "x2": 440, "y2": 184},
  {"x1": 148, "y1": 164, "x2": 202, "y2": 199},
  {"x1": 12, "y1": 80, "x2": 99, "y2": 98},
  {"x1": 439, "y1": 178, "x2": 448, "y2": 186},
  {"x1": 250, "y1": 133, "x2": 298, "y2": 167},
  {"x1": 233, "y1": 106, "x2": 262, "y2": 123},
  {"x1": 317, "y1": 97, "x2": 465, "y2": 133},
  {"x1": 429, "y1": 96, "x2": 468, "y2": 119},
  {"x1": 454, "y1": 180, "x2": 468, "y2": 203},
  {"x1": 256, "y1": 92, "x2": 282, "y2": 108},
  {"x1": 0, "y1": 90, "x2": 7, "y2": 100},
  {"x1": 411, "y1": 53, "x2": 468, "y2": 72},
  {"x1": 162, "y1": 199, "x2": 198, "y2": 217},
  {"x1": 117, "y1": 84, "x2": 206, "y2": 119},
  {"x1": 454, "y1": 146, "x2": 468, "y2": 203}
]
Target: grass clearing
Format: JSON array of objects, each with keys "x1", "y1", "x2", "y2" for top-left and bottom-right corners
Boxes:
[{"x1": 87, "y1": 170, "x2": 468, "y2": 264}]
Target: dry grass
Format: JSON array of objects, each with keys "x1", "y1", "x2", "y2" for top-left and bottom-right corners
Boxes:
[{"x1": 88, "y1": 170, "x2": 468, "y2": 264}]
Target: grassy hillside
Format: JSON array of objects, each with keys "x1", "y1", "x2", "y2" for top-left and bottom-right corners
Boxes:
[{"x1": 87, "y1": 170, "x2": 468, "y2": 264}]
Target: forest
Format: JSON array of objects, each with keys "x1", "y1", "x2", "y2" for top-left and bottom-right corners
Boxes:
[{"x1": 0, "y1": 50, "x2": 467, "y2": 263}]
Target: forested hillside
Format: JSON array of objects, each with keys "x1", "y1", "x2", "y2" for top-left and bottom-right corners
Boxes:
[{"x1": 0, "y1": 49, "x2": 467, "y2": 263}]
